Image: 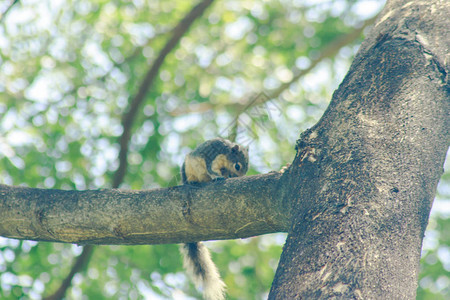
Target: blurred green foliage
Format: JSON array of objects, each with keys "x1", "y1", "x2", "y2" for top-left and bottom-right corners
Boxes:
[{"x1": 0, "y1": 0, "x2": 448, "y2": 299}]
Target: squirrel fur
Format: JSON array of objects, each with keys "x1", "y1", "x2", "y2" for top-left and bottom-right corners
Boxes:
[{"x1": 181, "y1": 138, "x2": 249, "y2": 300}]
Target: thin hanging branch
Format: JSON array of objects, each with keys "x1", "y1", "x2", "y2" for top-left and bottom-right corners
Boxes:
[
  {"x1": 43, "y1": 0, "x2": 215, "y2": 299},
  {"x1": 113, "y1": 0, "x2": 215, "y2": 188},
  {"x1": 43, "y1": 246, "x2": 94, "y2": 300}
]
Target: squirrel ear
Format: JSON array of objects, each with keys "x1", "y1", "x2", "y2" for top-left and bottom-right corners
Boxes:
[{"x1": 232, "y1": 144, "x2": 240, "y2": 153}]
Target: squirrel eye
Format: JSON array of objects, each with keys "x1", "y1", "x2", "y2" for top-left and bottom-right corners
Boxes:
[{"x1": 235, "y1": 163, "x2": 240, "y2": 171}]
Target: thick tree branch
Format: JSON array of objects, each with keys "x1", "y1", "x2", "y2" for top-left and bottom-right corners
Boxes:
[{"x1": 0, "y1": 172, "x2": 289, "y2": 245}]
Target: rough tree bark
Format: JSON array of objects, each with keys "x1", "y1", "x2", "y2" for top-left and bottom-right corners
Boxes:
[
  {"x1": 0, "y1": 0, "x2": 448, "y2": 299},
  {"x1": 0, "y1": 173, "x2": 288, "y2": 244},
  {"x1": 269, "y1": 0, "x2": 449, "y2": 298}
]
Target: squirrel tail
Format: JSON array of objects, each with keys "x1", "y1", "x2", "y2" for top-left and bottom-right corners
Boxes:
[{"x1": 181, "y1": 242, "x2": 226, "y2": 300}]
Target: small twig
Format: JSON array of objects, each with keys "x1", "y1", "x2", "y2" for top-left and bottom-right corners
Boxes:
[
  {"x1": 0, "y1": 0, "x2": 19, "y2": 22},
  {"x1": 267, "y1": 16, "x2": 378, "y2": 101},
  {"x1": 170, "y1": 15, "x2": 378, "y2": 117}
]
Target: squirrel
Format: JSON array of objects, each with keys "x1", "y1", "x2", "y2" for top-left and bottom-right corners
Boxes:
[{"x1": 180, "y1": 138, "x2": 249, "y2": 300}]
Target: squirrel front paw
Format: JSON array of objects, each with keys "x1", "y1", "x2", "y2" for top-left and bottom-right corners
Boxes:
[{"x1": 212, "y1": 177, "x2": 225, "y2": 182}]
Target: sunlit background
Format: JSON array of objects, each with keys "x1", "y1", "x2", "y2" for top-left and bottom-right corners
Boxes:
[{"x1": 0, "y1": 0, "x2": 448, "y2": 299}]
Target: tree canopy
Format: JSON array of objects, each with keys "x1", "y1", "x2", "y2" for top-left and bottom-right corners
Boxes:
[{"x1": 0, "y1": 0, "x2": 448, "y2": 299}]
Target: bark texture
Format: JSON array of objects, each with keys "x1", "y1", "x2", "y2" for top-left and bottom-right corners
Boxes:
[
  {"x1": 269, "y1": 0, "x2": 449, "y2": 298},
  {"x1": 0, "y1": 173, "x2": 288, "y2": 245}
]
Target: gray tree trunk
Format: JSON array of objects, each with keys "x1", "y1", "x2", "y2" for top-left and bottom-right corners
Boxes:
[{"x1": 269, "y1": 0, "x2": 449, "y2": 298}]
